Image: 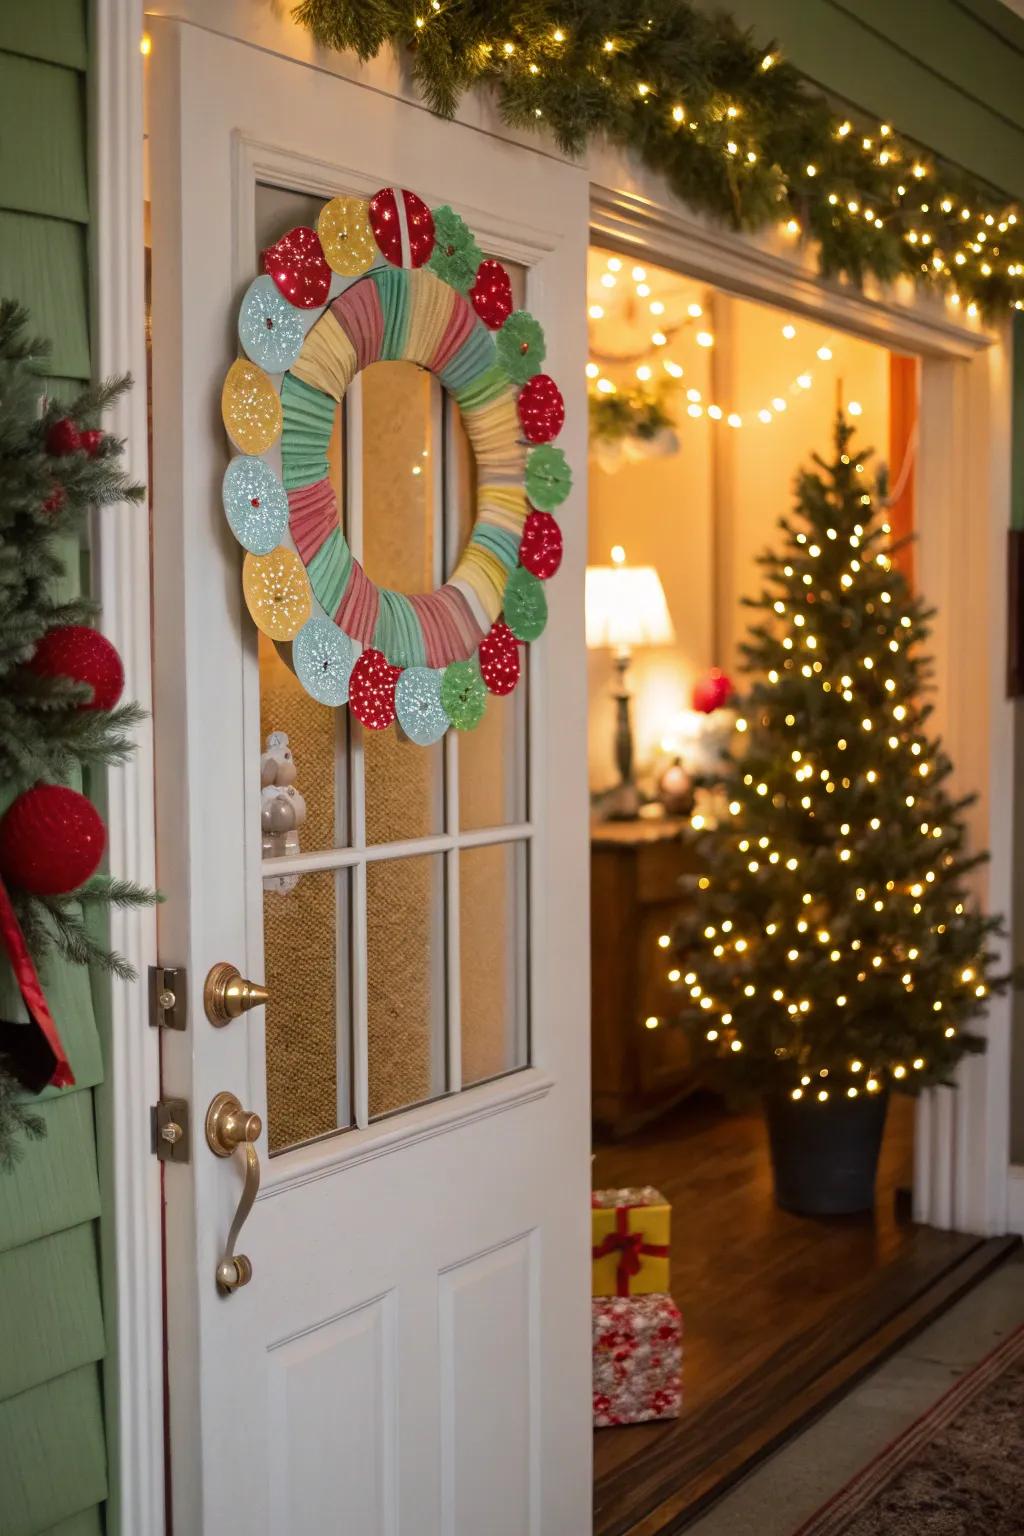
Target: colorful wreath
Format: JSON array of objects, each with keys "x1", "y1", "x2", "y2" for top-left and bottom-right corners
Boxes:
[{"x1": 220, "y1": 187, "x2": 570, "y2": 743}]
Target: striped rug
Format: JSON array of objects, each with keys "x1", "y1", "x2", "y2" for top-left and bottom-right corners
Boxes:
[{"x1": 793, "y1": 1322, "x2": 1024, "y2": 1535}]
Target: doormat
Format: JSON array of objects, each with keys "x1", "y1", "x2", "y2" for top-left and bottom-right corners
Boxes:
[{"x1": 792, "y1": 1322, "x2": 1024, "y2": 1535}]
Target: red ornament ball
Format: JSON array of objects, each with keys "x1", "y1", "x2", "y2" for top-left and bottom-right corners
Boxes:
[
  {"x1": 0, "y1": 784, "x2": 106, "y2": 896},
  {"x1": 478, "y1": 621, "x2": 521, "y2": 696},
  {"x1": 518, "y1": 511, "x2": 563, "y2": 581},
  {"x1": 349, "y1": 648, "x2": 401, "y2": 730},
  {"x1": 46, "y1": 417, "x2": 81, "y2": 457},
  {"x1": 369, "y1": 187, "x2": 435, "y2": 268},
  {"x1": 470, "y1": 259, "x2": 514, "y2": 330},
  {"x1": 691, "y1": 668, "x2": 733, "y2": 714},
  {"x1": 30, "y1": 625, "x2": 125, "y2": 711},
  {"x1": 518, "y1": 374, "x2": 565, "y2": 444},
  {"x1": 262, "y1": 226, "x2": 332, "y2": 309},
  {"x1": 79, "y1": 428, "x2": 105, "y2": 458}
]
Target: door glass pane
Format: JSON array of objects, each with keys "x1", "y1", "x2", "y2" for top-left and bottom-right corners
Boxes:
[
  {"x1": 260, "y1": 631, "x2": 350, "y2": 856},
  {"x1": 264, "y1": 868, "x2": 352, "y2": 1153},
  {"x1": 361, "y1": 362, "x2": 444, "y2": 842},
  {"x1": 367, "y1": 854, "x2": 448, "y2": 1117},
  {"x1": 460, "y1": 841, "x2": 529, "y2": 1086}
]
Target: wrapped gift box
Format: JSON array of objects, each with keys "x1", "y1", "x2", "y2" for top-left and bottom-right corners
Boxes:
[
  {"x1": 591, "y1": 1186, "x2": 671, "y2": 1297},
  {"x1": 592, "y1": 1294, "x2": 683, "y2": 1428}
]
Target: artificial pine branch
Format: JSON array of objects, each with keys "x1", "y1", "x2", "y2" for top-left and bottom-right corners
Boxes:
[
  {"x1": 667, "y1": 414, "x2": 1012, "y2": 1104},
  {"x1": 293, "y1": 0, "x2": 1023, "y2": 318},
  {"x1": 0, "y1": 300, "x2": 155, "y2": 1158}
]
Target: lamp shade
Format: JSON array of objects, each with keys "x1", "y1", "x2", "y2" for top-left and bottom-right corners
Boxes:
[{"x1": 585, "y1": 564, "x2": 675, "y2": 651}]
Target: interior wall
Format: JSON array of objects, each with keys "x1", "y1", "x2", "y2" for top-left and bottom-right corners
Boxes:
[{"x1": 586, "y1": 256, "x2": 890, "y2": 794}]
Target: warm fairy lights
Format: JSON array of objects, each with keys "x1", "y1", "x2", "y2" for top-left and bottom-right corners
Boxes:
[
  {"x1": 652, "y1": 420, "x2": 1003, "y2": 1104},
  {"x1": 587, "y1": 252, "x2": 860, "y2": 430}
]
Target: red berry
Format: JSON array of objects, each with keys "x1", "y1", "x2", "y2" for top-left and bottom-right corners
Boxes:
[
  {"x1": 42, "y1": 485, "x2": 65, "y2": 515},
  {"x1": 79, "y1": 428, "x2": 105, "y2": 458}
]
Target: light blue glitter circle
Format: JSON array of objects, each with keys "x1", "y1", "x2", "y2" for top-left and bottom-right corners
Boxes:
[
  {"x1": 396, "y1": 667, "x2": 449, "y2": 746},
  {"x1": 238, "y1": 274, "x2": 305, "y2": 373},
  {"x1": 293, "y1": 618, "x2": 357, "y2": 706},
  {"x1": 222, "y1": 455, "x2": 288, "y2": 554}
]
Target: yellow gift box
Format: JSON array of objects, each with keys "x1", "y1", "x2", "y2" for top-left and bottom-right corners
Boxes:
[{"x1": 591, "y1": 1186, "x2": 671, "y2": 1298}]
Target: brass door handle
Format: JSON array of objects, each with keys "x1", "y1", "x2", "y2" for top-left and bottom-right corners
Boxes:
[
  {"x1": 206, "y1": 1091, "x2": 262, "y2": 1295},
  {"x1": 204, "y1": 961, "x2": 269, "y2": 1026}
]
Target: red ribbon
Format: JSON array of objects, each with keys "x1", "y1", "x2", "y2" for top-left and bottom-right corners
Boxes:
[
  {"x1": 0, "y1": 873, "x2": 74, "y2": 1090},
  {"x1": 592, "y1": 1205, "x2": 670, "y2": 1297}
]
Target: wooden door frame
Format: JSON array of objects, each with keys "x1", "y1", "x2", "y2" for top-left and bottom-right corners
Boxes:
[
  {"x1": 90, "y1": 10, "x2": 1016, "y2": 1530},
  {"x1": 589, "y1": 168, "x2": 1016, "y2": 1241}
]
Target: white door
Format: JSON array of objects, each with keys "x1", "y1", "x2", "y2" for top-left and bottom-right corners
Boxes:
[{"x1": 148, "y1": 19, "x2": 591, "y2": 1535}]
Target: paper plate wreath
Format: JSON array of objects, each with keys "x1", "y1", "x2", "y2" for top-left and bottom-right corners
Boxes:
[{"x1": 221, "y1": 187, "x2": 570, "y2": 741}]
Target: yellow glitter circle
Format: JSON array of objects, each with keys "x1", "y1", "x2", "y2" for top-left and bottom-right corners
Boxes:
[
  {"x1": 317, "y1": 196, "x2": 376, "y2": 277},
  {"x1": 242, "y1": 548, "x2": 312, "y2": 640},
  {"x1": 222, "y1": 359, "x2": 282, "y2": 454}
]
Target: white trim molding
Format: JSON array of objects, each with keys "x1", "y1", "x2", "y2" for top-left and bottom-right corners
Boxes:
[{"x1": 90, "y1": 2, "x2": 165, "y2": 1532}]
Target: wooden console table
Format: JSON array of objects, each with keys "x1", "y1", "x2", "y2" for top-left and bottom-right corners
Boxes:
[{"x1": 590, "y1": 817, "x2": 701, "y2": 1137}]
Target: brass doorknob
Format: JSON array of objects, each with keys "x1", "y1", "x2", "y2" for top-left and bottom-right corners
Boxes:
[
  {"x1": 204, "y1": 961, "x2": 269, "y2": 1026},
  {"x1": 206, "y1": 1091, "x2": 262, "y2": 1295}
]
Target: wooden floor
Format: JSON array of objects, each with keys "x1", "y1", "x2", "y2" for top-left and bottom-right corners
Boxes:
[{"x1": 592, "y1": 1093, "x2": 1017, "y2": 1536}]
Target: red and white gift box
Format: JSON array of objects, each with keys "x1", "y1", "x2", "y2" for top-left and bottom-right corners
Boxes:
[{"x1": 592, "y1": 1293, "x2": 683, "y2": 1428}]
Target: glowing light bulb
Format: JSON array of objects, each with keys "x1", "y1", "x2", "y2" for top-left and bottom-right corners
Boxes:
[
  {"x1": 687, "y1": 302, "x2": 703, "y2": 318},
  {"x1": 696, "y1": 330, "x2": 714, "y2": 348},
  {"x1": 782, "y1": 324, "x2": 796, "y2": 339},
  {"x1": 587, "y1": 304, "x2": 604, "y2": 319},
  {"x1": 817, "y1": 346, "x2": 833, "y2": 361},
  {"x1": 585, "y1": 362, "x2": 599, "y2": 379},
  {"x1": 848, "y1": 400, "x2": 863, "y2": 416},
  {"x1": 797, "y1": 373, "x2": 812, "y2": 389}
]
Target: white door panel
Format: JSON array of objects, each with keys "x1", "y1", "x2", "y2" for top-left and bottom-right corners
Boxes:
[{"x1": 149, "y1": 18, "x2": 590, "y2": 1534}]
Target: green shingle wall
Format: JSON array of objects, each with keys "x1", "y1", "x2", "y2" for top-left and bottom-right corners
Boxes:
[
  {"x1": 0, "y1": 6, "x2": 108, "y2": 1535},
  {"x1": 703, "y1": 0, "x2": 1024, "y2": 201}
]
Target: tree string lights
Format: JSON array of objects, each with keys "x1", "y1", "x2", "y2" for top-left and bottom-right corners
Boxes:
[
  {"x1": 296, "y1": 0, "x2": 1024, "y2": 318},
  {"x1": 661, "y1": 415, "x2": 1010, "y2": 1104}
]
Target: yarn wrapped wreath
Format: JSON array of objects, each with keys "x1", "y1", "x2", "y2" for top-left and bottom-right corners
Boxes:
[{"x1": 221, "y1": 187, "x2": 570, "y2": 740}]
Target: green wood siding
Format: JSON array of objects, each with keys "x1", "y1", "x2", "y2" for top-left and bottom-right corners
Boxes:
[
  {"x1": 708, "y1": 0, "x2": 1024, "y2": 200},
  {"x1": 0, "y1": 7, "x2": 107, "y2": 1536}
]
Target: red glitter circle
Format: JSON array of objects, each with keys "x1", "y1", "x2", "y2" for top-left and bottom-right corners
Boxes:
[
  {"x1": 369, "y1": 187, "x2": 436, "y2": 268},
  {"x1": 262, "y1": 226, "x2": 332, "y2": 309},
  {"x1": 517, "y1": 374, "x2": 565, "y2": 444},
  {"x1": 478, "y1": 621, "x2": 521, "y2": 696},
  {"x1": 348, "y1": 648, "x2": 401, "y2": 729},
  {"x1": 518, "y1": 511, "x2": 563, "y2": 581},
  {"x1": 470, "y1": 259, "x2": 514, "y2": 330}
]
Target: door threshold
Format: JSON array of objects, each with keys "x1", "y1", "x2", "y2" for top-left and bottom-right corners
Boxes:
[{"x1": 594, "y1": 1233, "x2": 1021, "y2": 1536}]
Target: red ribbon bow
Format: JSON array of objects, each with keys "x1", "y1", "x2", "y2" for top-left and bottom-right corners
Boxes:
[
  {"x1": 0, "y1": 873, "x2": 74, "y2": 1091},
  {"x1": 592, "y1": 1206, "x2": 669, "y2": 1296}
]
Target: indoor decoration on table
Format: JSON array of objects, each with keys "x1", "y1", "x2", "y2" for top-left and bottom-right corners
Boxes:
[
  {"x1": 665, "y1": 416, "x2": 1012, "y2": 1216},
  {"x1": 220, "y1": 186, "x2": 571, "y2": 746},
  {"x1": 592, "y1": 1185, "x2": 671, "y2": 1298}
]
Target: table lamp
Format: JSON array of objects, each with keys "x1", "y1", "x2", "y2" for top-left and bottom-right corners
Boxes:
[{"x1": 586, "y1": 546, "x2": 675, "y2": 818}]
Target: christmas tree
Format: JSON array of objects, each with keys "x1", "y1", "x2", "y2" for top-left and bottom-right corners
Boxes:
[
  {"x1": 0, "y1": 300, "x2": 153, "y2": 1165},
  {"x1": 669, "y1": 417, "x2": 1008, "y2": 1107}
]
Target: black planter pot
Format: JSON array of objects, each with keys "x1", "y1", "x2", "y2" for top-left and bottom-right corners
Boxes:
[{"x1": 764, "y1": 1088, "x2": 889, "y2": 1216}]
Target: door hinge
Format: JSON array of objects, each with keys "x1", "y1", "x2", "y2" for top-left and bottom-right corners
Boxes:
[
  {"x1": 152, "y1": 1098, "x2": 190, "y2": 1163},
  {"x1": 150, "y1": 964, "x2": 186, "y2": 1030}
]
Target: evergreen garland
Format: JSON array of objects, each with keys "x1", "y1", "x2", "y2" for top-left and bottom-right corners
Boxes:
[
  {"x1": 0, "y1": 301, "x2": 155, "y2": 1166},
  {"x1": 294, "y1": 0, "x2": 1024, "y2": 317},
  {"x1": 667, "y1": 417, "x2": 1010, "y2": 1104}
]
